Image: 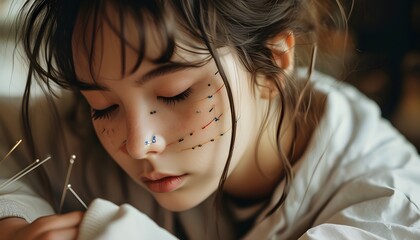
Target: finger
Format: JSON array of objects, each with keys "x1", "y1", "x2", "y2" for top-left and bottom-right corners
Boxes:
[
  {"x1": 35, "y1": 227, "x2": 79, "y2": 240},
  {"x1": 31, "y1": 211, "x2": 84, "y2": 233}
]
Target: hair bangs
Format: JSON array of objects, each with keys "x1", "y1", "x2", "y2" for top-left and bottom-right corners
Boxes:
[{"x1": 71, "y1": 0, "x2": 180, "y2": 88}]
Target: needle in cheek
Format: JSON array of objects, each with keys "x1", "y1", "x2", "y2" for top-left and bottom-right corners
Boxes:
[
  {"x1": 201, "y1": 113, "x2": 223, "y2": 129},
  {"x1": 181, "y1": 127, "x2": 231, "y2": 151},
  {"x1": 196, "y1": 83, "x2": 225, "y2": 102},
  {"x1": 166, "y1": 74, "x2": 229, "y2": 151}
]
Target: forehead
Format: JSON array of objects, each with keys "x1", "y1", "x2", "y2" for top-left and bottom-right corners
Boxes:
[
  {"x1": 71, "y1": 4, "x2": 160, "y2": 82},
  {"x1": 71, "y1": 3, "x2": 208, "y2": 83}
]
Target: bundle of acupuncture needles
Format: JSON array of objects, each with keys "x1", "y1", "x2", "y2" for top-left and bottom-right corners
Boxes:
[{"x1": 0, "y1": 139, "x2": 87, "y2": 211}]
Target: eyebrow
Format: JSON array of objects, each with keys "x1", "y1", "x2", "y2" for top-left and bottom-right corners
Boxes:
[{"x1": 137, "y1": 63, "x2": 193, "y2": 85}]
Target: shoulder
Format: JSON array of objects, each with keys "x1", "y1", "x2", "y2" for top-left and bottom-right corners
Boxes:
[
  {"x1": 245, "y1": 70, "x2": 420, "y2": 239},
  {"x1": 310, "y1": 70, "x2": 416, "y2": 157}
]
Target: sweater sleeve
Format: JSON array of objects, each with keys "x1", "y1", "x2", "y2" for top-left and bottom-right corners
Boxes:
[
  {"x1": 78, "y1": 198, "x2": 177, "y2": 240},
  {"x1": 0, "y1": 97, "x2": 56, "y2": 222},
  {"x1": 0, "y1": 193, "x2": 55, "y2": 222}
]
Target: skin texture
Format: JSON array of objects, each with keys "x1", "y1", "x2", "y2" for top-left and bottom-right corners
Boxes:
[
  {"x1": 0, "y1": 212, "x2": 83, "y2": 240},
  {"x1": 0, "y1": 4, "x2": 300, "y2": 240},
  {"x1": 72, "y1": 9, "x2": 297, "y2": 212}
]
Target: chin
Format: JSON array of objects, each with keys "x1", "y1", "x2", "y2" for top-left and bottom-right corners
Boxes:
[
  {"x1": 154, "y1": 192, "x2": 211, "y2": 212},
  {"x1": 157, "y1": 197, "x2": 203, "y2": 212}
]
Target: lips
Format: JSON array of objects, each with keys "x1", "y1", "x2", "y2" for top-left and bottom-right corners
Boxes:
[{"x1": 141, "y1": 174, "x2": 187, "y2": 193}]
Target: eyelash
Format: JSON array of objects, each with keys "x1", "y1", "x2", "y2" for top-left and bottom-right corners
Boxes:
[
  {"x1": 90, "y1": 88, "x2": 192, "y2": 120},
  {"x1": 91, "y1": 104, "x2": 119, "y2": 120},
  {"x1": 157, "y1": 88, "x2": 193, "y2": 105}
]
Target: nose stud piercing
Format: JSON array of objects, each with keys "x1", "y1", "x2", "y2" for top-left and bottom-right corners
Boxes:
[{"x1": 144, "y1": 135, "x2": 157, "y2": 146}]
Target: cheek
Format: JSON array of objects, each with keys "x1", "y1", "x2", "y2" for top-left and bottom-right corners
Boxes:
[
  {"x1": 166, "y1": 79, "x2": 231, "y2": 152},
  {"x1": 92, "y1": 120, "x2": 124, "y2": 154}
]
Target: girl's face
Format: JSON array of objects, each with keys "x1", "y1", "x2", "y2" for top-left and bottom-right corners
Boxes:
[{"x1": 73, "y1": 14, "x2": 261, "y2": 211}]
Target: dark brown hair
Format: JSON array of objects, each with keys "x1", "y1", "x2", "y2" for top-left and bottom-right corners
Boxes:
[{"x1": 18, "y1": 0, "x2": 347, "y2": 236}]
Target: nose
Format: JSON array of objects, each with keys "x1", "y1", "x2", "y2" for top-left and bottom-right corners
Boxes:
[
  {"x1": 123, "y1": 109, "x2": 167, "y2": 159},
  {"x1": 124, "y1": 132, "x2": 167, "y2": 159}
]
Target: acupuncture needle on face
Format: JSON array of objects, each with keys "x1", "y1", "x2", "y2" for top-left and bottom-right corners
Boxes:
[
  {"x1": 67, "y1": 184, "x2": 87, "y2": 209},
  {"x1": 0, "y1": 139, "x2": 22, "y2": 164},
  {"x1": 59, "y1": 155, "x2": 76, "y2": 213},
  {"x1": 0, "y1": 156, "x2": 51, "y2": 190}
]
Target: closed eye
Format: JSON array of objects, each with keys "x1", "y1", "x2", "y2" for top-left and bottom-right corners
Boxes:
[
  {"x1": 157, "y1": 88, "x2": 193, "y2": 105},
  {"x1": 91, "y1": 104, "x2": 119, "y2": 120}
]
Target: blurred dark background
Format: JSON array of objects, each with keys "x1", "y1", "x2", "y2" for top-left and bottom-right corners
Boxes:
[
  {"x1": 319, "y1": 0, "x2": 420, "y2": 151},
  {"x1": 348, "y1": 0, "x2": 420, "y2": 151}
]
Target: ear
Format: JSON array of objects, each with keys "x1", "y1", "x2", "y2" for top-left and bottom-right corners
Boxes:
[
  {"x1": 268, "y1": 31, "x2": 295, "y2": 73},
  {"x1": 259, "y1": 32, "x2": 295, "y2": 99}
]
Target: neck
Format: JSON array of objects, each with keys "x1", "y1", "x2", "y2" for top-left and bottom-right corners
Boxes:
[
  {"x1": 223, "y1": 90, "x2": 323, "y2": 200},
  {"x1": 224, "y1": 100, "x2": 296, "y2": 199}
]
